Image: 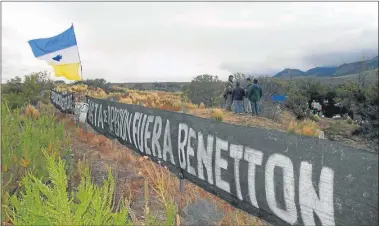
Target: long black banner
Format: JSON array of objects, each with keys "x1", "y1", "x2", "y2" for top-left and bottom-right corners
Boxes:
[
  {"x1": 84, "y1": 96, "x2": 377, "y2": 226},
  {"x1": 50, "y1": 89, "x2": 74, "y2": 114}
]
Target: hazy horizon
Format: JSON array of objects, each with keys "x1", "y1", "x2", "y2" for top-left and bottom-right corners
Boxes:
[{"x1": 2, "y1": 2, "x2": 378, "y2": 83}]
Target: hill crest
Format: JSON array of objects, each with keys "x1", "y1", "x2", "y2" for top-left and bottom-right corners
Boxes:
[{"x1": 274, "y1": 55, "x2": 378, "y2": 78}]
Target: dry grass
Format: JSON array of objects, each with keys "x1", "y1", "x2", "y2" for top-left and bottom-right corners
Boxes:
[
  {"x1": 59, "y1": 114, "x2": 264, "y2": 226},
  {"x1": 287, "y1": 119, "x2": 321, "y2": 137},
  {"x1": 23, "y1": 104, "x2": 40, "y2": 119},
  {"x1": 185, "y1": 102, "x2": 198, "y2": 109},
  {"x1": 135, "y1": 156, "x2": 262, "y2": 225},
  {"x1": 189, "y1": 108, "x2": 287, "y2": 132},
  {"x1": 211, "y1": 108, "x2": 224, "y2": 121}
]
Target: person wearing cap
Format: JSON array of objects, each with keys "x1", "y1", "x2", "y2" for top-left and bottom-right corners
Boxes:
[
  {"x1": 222, "y1": 75, "x2": 234, "y2": 111},
  {"x1": 244, "y1": 78, "x2": 252, "y2": 113},
  {"x1": 247, "y1": 78, "x2": 263, "y2": 116}
]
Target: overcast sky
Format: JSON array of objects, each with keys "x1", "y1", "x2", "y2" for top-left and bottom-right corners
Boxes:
[{"x1": 2, "y1": 2, "x2": 378, "y2": 83}]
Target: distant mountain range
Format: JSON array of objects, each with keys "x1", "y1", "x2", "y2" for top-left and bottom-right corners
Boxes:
[{"x1": 274, "y1": 55, "x2": 378, "y2": 78}]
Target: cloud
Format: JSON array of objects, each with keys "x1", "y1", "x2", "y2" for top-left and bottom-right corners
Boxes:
[{"x1": 2, "y1": 2, "x2": 378, "y2": 82}]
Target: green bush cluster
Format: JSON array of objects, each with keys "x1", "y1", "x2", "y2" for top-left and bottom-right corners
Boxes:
[
  {"x1": 1, "y1": 100, "x2": 133, "y2": 225},
  {"x1": 2, "y1": 71, "x2": 52, "y2": 109},
  {"x1": 4, "y1": 150, "x2": 131, "y2": 226}
]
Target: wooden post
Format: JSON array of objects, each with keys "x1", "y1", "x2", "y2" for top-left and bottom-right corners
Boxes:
[
  {"x1": 176, "y1": 171, "x2": 185, "y2": 212},
  {"x1": 179, "y1": 172, "x2": 185, "y2": 194}
]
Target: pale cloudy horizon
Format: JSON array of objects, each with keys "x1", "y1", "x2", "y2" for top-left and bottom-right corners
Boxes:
[{"x1": 2, "y1": 1, "x2": 378, "y2": 83}]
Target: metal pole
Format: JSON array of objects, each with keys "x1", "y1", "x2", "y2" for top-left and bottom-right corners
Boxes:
[{"x1": 71, "y1": 23, "x2": 84, "y2": 81}]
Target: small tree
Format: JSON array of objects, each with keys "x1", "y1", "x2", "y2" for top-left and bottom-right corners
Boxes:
[
  {"x1": 285, "y1": 88, "x2": 309, "y2": 119},
  {"x1": 23, "y1": 71, "x2": 52, "y2": 104},
  {"x1": 184, "y1": 74, "x2": 225, "y2": 107},
  {"x1": 5, "y1": 76, "x2": 23, "y2": 94},
  {"x1": 3, "y1": 71, "x2": 52, "y2": 109}
]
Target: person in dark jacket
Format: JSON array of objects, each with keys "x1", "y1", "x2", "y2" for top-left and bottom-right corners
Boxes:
[
  {"x1": 223, "y1": 75, "x2": 234, "y2": 111},
  {"x1": 232, "y1": 81, "x2": 245, "y2": 114},
  {"x1": 247, "y1": 79, "x2": 263, "y2": 116}
]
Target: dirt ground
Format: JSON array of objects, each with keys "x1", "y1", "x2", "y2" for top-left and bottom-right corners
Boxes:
[
  {"x1": 56, "y1": 106, "x2": 374, "y2": 225},
  {"x1": 62, "y1": 115, "x2": 168, "y2": 224},
  {"x1": 58, "y1": 112, "x2": 266, "y2": 226},
  {"x1": 188, "y1": 108, "x2": 288, "y2": 132}
]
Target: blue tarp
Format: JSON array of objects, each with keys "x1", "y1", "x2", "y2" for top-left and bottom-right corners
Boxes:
[{"x1": 271, "y1": 95, "x2": 286, "y2": 102}]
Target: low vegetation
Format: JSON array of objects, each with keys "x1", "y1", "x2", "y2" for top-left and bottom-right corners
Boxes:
[
  {"x1": 211, "y1": 108, "x2": 224, "y2": 122},
  {"x1": 4, "y1": 150, "x2": 131, "y2": 226},
  {"x1": 1, "y1": 69, "x2": 377, "y2": 225}
]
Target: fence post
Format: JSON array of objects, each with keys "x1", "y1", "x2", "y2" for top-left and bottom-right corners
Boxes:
[
  {"x1": 83, "y1": 95, "x2": 88, "y2": 132},
  {"x1": 175, "y1": 171, "x2": 185, "y2": 212},
  {"x1": 319, "y1": 130, "x2": 325, "y2": 139},
  {"x1": 178, "y1": 172, "x2": 185, "y2": 194},
  {"x1": 76, "y1": 105, "x2": 80, "y2": 128}
]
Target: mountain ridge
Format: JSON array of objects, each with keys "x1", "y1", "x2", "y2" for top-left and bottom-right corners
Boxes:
[{"x1": 274, "y1": 55, "x2": 378, "y2": 78}]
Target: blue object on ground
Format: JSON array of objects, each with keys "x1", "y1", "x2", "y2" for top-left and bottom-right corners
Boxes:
[{"x1": 271, "y1": 95, "x2": 286, "y2": 102}]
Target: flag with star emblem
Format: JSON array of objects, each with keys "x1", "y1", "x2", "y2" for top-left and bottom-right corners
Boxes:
[{"x1": 28, "y1": 25, "x2": 82, "y2": 81}]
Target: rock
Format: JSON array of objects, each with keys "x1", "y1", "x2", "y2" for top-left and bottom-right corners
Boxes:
[{"x1": 181, "y1": 196, "x2": 224, "y2": 226}]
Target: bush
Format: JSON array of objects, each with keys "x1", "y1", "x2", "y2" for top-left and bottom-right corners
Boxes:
[
  {"x1": 24, "y1": 104, "x2": 40, "y2": 119},
  {"x1": 309, "y1": 113, "x2": 320, "y2": 122},
  {"x1": 185, "y1": 102, "x2": 197, "y2": 109},
  {"x1": 211, "y1": 109, "x2": 224, "y2": 121},
  {"x1": 1, "y1": 94, "x2": 29, "y2": 110},
  {"x1": 184, "y1": 74, "x2": 224, "y2": 107},
  {"x1": 4, "y1": 150, "x2": 131, "y2": 226},
  {"x1": 285, "y1": 90, "x2": 309, "y2": 120},
  {"x1": 3, "y1": 71, "x2": 53, "y2": 110},
  {"x1": 1, "y1": 101, "x2": 67, "y2": 221}
]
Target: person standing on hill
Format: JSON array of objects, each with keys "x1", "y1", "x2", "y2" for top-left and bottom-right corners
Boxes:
[
  {"x1": 223, "y1": 75, "x2": 234, "y2": 111},
  {"x1": 244, "y1": 78, "x2": 252, "y2": 113},
  {"x1": 311, "y1": 100, "x2": 317, "y2": 115},
  {"x1": 232, "y1": 81, "x2": 245, "y2": 114},
  {"x1": 247, "y1": 79, "x2": 263, "y2": 116}
]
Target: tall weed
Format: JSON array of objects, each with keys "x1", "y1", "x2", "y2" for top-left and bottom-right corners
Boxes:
[
  {"x1": 1, "y1": 101, "x2": 66, "y2": 221},
  {"x1": 4, "y1": 150, "x2": 132, "y2": 226}
]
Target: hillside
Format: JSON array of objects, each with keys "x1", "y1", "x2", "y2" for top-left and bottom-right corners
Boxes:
[
  {"x1": 334, "y1": 56, "x2": 379, "y2": 76},
  {"x1": 273, "y1": 68, "x2": 305, "y2": 77},
  {"x1": 316, "y1": 68, "x2": 378, "y2": 85},
  {"x1": 280, "y1": 69, "x2": 379, "y2": 85},
  {"x1": 305, "y1": 66, "x2": 337, "y2": 77},
  {"x1": 274, "y1": 55, "x2": 378, "y2": 78}
]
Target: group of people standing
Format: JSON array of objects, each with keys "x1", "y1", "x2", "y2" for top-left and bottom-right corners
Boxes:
[{"x1": 222, "y1": 75, "x2": 263, "y2": 116}]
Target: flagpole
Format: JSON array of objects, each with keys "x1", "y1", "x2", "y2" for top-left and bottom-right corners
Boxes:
[{"x1": 72, "y1": 23, "x2": 84, "y2": 81}]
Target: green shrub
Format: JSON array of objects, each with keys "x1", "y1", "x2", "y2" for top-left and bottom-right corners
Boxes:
[
  {"x1": 4, "y1": 150, "x2": 132, "y2": 226},
  {"x1": 309, "y1": 113, "x2": 320, "y2": 122},
  {"x1": 284, "y1": 87, "x2": 309, "y2": 120},
  {"x1": 1, "y1": 101, "x2": 67, "y2": 221}
]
